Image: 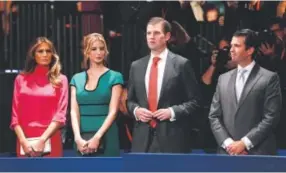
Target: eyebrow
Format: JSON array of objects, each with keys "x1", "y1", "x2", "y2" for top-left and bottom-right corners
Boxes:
[
  {"x1": 37, "y1": 49, "x2": 52, "y2": 51},
  {"x1": 91, "y1": 46, "x2": 104, "y2": 49}
]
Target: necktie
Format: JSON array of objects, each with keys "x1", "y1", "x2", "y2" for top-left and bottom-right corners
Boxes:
[
  {"x1": 236, "y1": 69, "x2": 247, "y2": 101},
  {"x1": 148, "y1": 57, "x2": 160, "y2": 128}
]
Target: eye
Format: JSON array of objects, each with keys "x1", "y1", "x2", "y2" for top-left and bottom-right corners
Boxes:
[{"x1": 37, "y1": 49, "x2": 52, "y2": 53}]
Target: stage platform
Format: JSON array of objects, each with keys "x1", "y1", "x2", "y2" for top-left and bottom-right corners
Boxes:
[{"x1": 0, "y1": 153, "x2": 286, "y2": 172}]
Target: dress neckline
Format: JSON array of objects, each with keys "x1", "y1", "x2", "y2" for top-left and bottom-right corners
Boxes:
[{"x1": 84, "y1": 69, "x2": 110, "y2": 92}]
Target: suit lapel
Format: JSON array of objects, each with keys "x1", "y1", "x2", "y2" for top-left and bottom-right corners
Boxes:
[
  {"x1": 140, "y1": 56, "x2": 150, "y2": 106},
  {"x1": 158, "y1": 52, "x2": 175, "y2": 107},
  {"x1": 237, "y1": 64, "x2": 261, "y2": 109}
]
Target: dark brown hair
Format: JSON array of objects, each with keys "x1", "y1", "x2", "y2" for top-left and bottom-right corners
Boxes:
[{"x1": 23, "y1": 37, "x2": 62, "y2": 87}]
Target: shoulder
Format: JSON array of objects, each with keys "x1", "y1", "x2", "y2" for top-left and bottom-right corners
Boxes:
[
  {"x1": 222, "y1": 68, "x2": 236, "y2": 77},
  {"x1": 15, "y1": 73, "x2": 25, "y2": 80},
  {"x1": 71, "y1": 71, "x2": 86, "y2": 80},
  {"x1": 14, "y1": 73, "x2": 26, "y2": 85},
  {"x1": 59, "y1": 74, "x2": 68, "y2": 82},
  {"x1": 169, "y1": 51, "x2": 190, "y2": 66},
  {"x1": 109, "y1": 70, "x2": 123, "y2": 77},
  {"x1": 258, "y1": 66, "x2": 277, "y2": 78},
  {"x1": 108, "y1": 70, "x2": 124, "y2": 82},
  {"x1": 131, "y1": 55, "x2": 149, "y2": 67}
]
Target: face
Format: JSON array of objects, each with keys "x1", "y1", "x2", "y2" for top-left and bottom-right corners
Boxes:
[
  {"x1": 230, "y1": 36, "x2": 253, "y2": 65},
  {"x1": 270, "y1": 24, "x2": 284, "y2": 40},
  {"x1": 146, "y1": 22, "x2": 170, "y2": 51},
  {"x1": 206, "y1": 9, "x2": 219, "y2": 22},
  {"x1": 88, "y1": 40, "x2": 106, "y2": 64},
  {"x1": 34, "y1": 42, "x2": 53, "y2": 66},
  {"x1": 219, "y1": 39, "x2": 230, "y2": 50}
]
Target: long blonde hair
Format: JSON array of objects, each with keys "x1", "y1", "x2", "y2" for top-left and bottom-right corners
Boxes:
[
  {"x1": 81, "y1": 33, "x2": 109, "y2": 69},
  {"x1": 23, "y1": 37, "x2": 62, "y2": 87}
]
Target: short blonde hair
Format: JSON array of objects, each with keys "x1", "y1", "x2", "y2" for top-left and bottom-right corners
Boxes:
[{"x1": 82, "y1": 33, "x2": 109, "y2": 69}]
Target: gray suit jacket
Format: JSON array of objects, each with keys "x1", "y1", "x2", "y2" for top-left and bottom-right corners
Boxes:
[
  {"x1": 127, "y1": 51, "x2": 201, "y2": 153},
  {"x1": 209, "y1": 64, "x2": 282, "y2": 155}
]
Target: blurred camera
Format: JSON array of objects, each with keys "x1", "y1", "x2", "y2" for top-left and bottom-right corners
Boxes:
[
  {"x1": 216, "y1": 46, "x2": 231, "y2": 66},
  {"x1": 257, "y1": 29, "x2": 276, "y2": 46}
]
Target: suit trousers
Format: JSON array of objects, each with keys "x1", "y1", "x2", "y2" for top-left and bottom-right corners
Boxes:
[{"x1": 147, "y1": 128, "x2": 161, "y2": 153}]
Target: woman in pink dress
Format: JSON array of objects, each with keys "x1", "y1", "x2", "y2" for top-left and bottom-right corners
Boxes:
[{"x1": 10, "y1": 37, "x2": 68, "y2": 157}]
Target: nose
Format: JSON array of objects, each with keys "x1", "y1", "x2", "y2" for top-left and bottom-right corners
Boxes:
[
  {"x1": 230, "y1": 46, "x2": 234, "y2": 53},
  {"x1": 42, "y1": 51, "x2": 47, "y2": 56},
  {"x1": 148, "y1": 32, "x2": 154, "y2": 39},
  {"x1": 96, "y1": 50, "x2": 102, "y2": 55}
]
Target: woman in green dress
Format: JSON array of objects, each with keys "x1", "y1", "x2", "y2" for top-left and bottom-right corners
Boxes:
[{"x1": 70, "y1": 33, "x2": 123, "y2": 156}]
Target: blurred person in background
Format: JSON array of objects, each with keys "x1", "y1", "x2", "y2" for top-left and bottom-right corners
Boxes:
[{"x1": 256, "y1": 17, "x2": 286, "y2": 148}]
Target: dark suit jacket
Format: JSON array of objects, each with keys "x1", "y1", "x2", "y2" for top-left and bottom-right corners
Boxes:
[
  {"x1": 127, "y1": 50, "x2": 201, "y2": 153},
  {"x1": 209, "y1": 64, "x2": 282, "y2": 155}
]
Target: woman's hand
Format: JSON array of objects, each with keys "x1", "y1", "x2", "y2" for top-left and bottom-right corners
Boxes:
[
  {"x1": 87, "y1": 136, "x2": 101, "y2": 154},
  {"x1": 20, "y1": 139, "x2": 35, "y2": 157},
  {"x1": 75, "y1": 138, "x2": 88, "y2": 155},
  {"x1": 32, "y1": 138, "x2": 46, "y2": 156}
]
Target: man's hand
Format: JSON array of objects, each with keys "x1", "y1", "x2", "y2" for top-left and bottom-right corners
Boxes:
[
  {"x1": 226, "y1": 141, "x2": 247, "y2": 155},
  {"x1": 135, "y1": 108, "x2": 153, "y2": 122},
  {"x1": 153, "y1": 109, "x2": 171, "y2": 121}
]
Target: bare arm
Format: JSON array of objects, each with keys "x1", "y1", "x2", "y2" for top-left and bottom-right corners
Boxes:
[
  {"x1": 202, "y1": 65, "x2": 216, "y2": 85},
  {"x1": 94, "y1": 84, "x2": 123, "y2": 139},
  {"x1": 70, "y1": 86, "x2": 81, "y2": 141},
  {"x1": 14, "y1": 125, "x2": 26, "y2": 144}
]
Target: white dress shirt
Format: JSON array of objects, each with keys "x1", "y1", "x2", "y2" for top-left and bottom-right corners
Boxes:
[
  {"x1": 222, "y1": 61, "x2": 256, "y2": 151},
  {"x1": 134, "y1": 48, "x2": 176, "y2": 121}
]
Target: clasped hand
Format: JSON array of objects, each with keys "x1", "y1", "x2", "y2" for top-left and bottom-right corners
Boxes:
[
  {"x1": 226, "y1": 141, "x2": 248, "y2": 155},
  {"x1": 22, "y1": 138, "x2": 46, "y2": 157},
  {"x1": 135, "y1": 107, "x2": 171, "y2": 122},
  {"x1": 76, "y1": 136, "x2": 101, "y2": 155}
]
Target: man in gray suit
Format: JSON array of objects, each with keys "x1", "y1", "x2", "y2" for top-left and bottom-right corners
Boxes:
[
  {"x1": 209, "y1": 29, "x2": 282, "y2": 155},
  {"x1": 127, "y1": 17, "x2": 201, "y2": 153}
]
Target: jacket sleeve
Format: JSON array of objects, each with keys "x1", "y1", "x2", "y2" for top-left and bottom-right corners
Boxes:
[
  {"x1": 171, "y1": 60, "x2": 201, "y2": 119},
  {"x1": 127, "y1": 62, "x2": 140, "y2": 118},
  {"x1": 209, "y1": 75, "x2": 231, "y2": 146},
  {"x1": 245, "y1": 73, "x2": 282, "y2": 147}
]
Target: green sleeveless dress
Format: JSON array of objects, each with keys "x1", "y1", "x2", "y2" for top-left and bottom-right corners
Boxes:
[{"x1": 70, "y1": 69, "x2": 124, "y2": 156}]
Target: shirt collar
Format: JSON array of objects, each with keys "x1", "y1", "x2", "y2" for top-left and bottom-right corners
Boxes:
[
  {"x1": 237, "y1": 60, "x2": 256, "y2": 73},
  {"x1": 150, "y1": 48, "x2": 169, "y2": 61}
]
